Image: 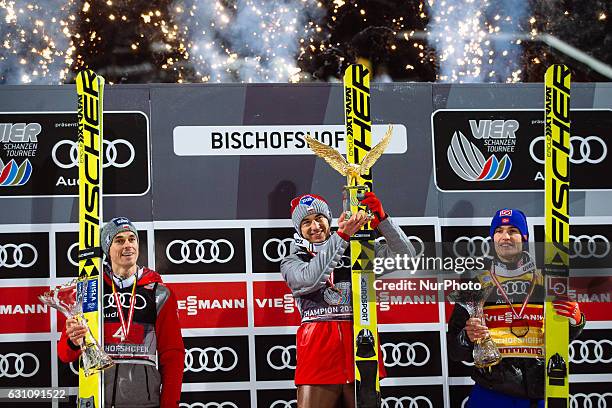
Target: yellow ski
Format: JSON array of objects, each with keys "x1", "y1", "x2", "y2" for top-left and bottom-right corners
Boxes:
[
  {"x1": 544, "y1": 64, "x2": 571, "y2": 408},
  {"x1": 344, "y1": 64, "x2": 380, "y2": 408},
  {"x1": 76, "y1": 70, "x2": 105, "y2": 408}
]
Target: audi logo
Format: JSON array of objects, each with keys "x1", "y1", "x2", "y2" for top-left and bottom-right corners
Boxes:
[
  {"x1": 179, "y1": 403, "x2": 239, "y2": 408},
  {"x1": 0, "y1": 353, "x2": 39, "y2": 378},
  {"x1": 382, "y1": 342, "x2": 430, "y2": 367},
  {"x1": 569, "y1": 235, "x2": 610, "y2": 259},
  {"x1": 570, "y1": 392, "x2": 612, "y2": 408},
  {"x1": 51, "y1": 139, "x2": 135, "y2": 169},
  {"x1": 530, "y1": 135, "x2": 607, "y2": 165},
  {"x1": 569, "y1": 339, "x2": 612, "y2": 364},
  {"x1": 0, "y1": 243, "x2": 38, "y2": 268},
  {"x1": 376, "y1": 236, "x2": 425, "y2": 258},
  {"x1": 382, "y1": 396, "x2": 433, "y2": 408},
  {"x1": 103, "y1": 293, "x2": 147, "y2": 310},
  {"x1": 69, "y1": 361, "x2": 79, "y2": 376},
  {"x1": 166, "y1": 239, "x2": 234, "y2": 264},
  {"x1": 67, "y1": 242, "x2": 79, "y2": 267},
  {"x1": 452, "y1": 236, "x2": 491, "y2": 258},
  {"x1": 263, "y1": 238, "x2": 293, "y2": 263},
  {"x1": 184, "y1": 347, "x2": 238, "y2": 372},
  {"x1": 497, "y1": 280, "x2": 530, "y2": 296},
  {"x1": 461, "y1": 397, "x2": 468, "y2": 408},
  {"x1": 266, "y1": 345, "x2": 296, "y2": 370},
  {"x1": 270, "y1": 400, "x2": 297, "y2": 408}
]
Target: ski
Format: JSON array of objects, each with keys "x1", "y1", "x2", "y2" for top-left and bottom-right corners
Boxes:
[
  {"x1": 544, "y1": 64, "x2": 571, "y2": 408},
  {"x1": 76, "y1": 69, "x2": 105, "y2": 408},
  {"x1": 343, "y1": 64, "x2": 380, "y2": 408}
]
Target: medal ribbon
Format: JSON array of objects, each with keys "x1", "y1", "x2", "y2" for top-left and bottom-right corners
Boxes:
[
  {"x1": 490, "y1": 263, "x2": 538, "y2": 320},
  {"x1": 111, "y1": 276, "x2": 137, "y2": 342}
]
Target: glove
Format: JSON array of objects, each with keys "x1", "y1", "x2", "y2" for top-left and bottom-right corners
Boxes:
[
  {"x1": 552, "y1": 298, "x2": 582, "y2": 325},
  {"x1": 360, "y1": 191, "x2": 387, "y2": 229}
]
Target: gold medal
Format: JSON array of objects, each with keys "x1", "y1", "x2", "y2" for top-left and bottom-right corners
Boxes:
[{"x1": 510, "y1": 318, "x2": 530, "y2": 338}]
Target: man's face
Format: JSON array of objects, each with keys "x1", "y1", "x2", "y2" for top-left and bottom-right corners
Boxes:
[
  {"x1": 108, "y1": 231, "x2": 139, "y2": 268},
  {"x1": 493, "y1": 225, "x2": 523, "y2": 262},
  {"x1": 300, "y1": 213, "x2": 330, "y2": 243}
]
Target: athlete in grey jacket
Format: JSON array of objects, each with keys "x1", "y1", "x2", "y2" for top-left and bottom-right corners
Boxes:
[{"x1": 281, "y1": 193, "x2": 415, "y2": 408}]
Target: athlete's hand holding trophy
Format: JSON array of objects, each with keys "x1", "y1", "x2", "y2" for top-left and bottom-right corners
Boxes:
[{"x1": 39, "y1": 280, "x2": 114, "y2": 376}]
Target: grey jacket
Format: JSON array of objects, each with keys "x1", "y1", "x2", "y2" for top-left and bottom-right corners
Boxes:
[{"x1": 281, "y1": 218, "x2": 415, "y2": 322}]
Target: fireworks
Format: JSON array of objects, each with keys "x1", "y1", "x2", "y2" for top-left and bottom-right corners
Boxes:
[{"x1": 0, "y1": 0, "x2": 609, "y2": 84}]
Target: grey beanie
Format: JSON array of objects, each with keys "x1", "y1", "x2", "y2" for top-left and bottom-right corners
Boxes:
[
  {"x1": 101, "y1": 217, "x2": 139, "y2": 255},
  {"x1": 290, "y1": 194, "x2": 332, "y2": 235}
]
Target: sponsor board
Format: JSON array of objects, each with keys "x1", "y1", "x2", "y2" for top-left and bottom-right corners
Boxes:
[
  {"x1": 0, "y1": 112, "x2": 149, "y2": 196},
  {"x1": 432, "y1": 109, "x2": 612, "y2": 191},
  {"x1": 0, "y1": 286, "x2": 50, "y2": 334},
  {"x1": 254, "y1": 334, "x2": 297, "y2": 381},
  {"x1": 170, "y1": 282, "x2": 248, "y2": 328},
  {"x1": 251, "y1": 227, "x2": 295, "y2": 273},
  {"x1": 0, "y1": 341, "x2": 51, "y2": 388},
  {"x1": 179, "y1": 390, "x2": 251, "y2": 408},
  {"x1": 256, "y1": 389, "x2": 297, "y2": 408},
  {"x1": 379, "y1": 331, "x2": 441, "y2": 378},
  {"x1": 155, "y1": 229, "x2": 245, "y2": 275},
  {"x1": 253, "y1": 281, "x2": 301, "y2": 327},
  {"x1": 0, "y1": 232, "x2": 48, "y2": 279},
  {"x1": 380, "y1": 385, "x2": 444, "y2": 408},
  {"x1": 173, "y1": 124, "x2": 408, "y2": 156},
  {"x1": 182, "y1": 336, "x2": 249, "y2": 383}
]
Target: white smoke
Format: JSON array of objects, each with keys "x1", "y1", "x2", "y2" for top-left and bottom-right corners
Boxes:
[
  {"x1": 171, "y1": 0, "x2": 324, "y2": 82},
  {"x1": 0, "y1": 0, "x2": 76, "y2": 84},
  {"x1": 426, "y1": 0, "x2": 527, "y2": 82}
]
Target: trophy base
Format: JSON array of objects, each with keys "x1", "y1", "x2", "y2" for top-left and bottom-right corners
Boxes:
[
  {"x1": 473, "y1": 337, "x2": 502, "y2": 369},
  {"x1": 81, "y1": 343, "x2": 115, "y2": 377}
]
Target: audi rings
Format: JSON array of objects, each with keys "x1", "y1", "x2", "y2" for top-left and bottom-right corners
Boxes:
[
  {"x1": 452, "y1": 236, "x2": 491, "y2": 258},
  {"x1": 166, "y1": 239, "x2": 234, "y2": 264},
  {"x1": 263, "y1": 238, "x2": 293, "y2": 263},
  {"x1": 0, "y1": 243, "x2": 37, "y2": 268},
  {"x1": 179, "y1": 403, "x2": 239, "y2": 408},
  {"x1": 52, "y1": 139, "x2": 135, "y2": 169},
  {"x1": 266, "y1": 345, "x2": 296, "y2": 370},
  {"x1": 382, "y1": 342, "x2": 430, "y2": 367},
  {"x1": 0, "y1": 353, "x2": 39, "y2": 378},
  {"x1": 184, "y1": 347, "x2": 238, "y2": 372},
  {"x1": 382, "y1": 396, "x2": 433, "y2": 408},
  {"x1": 103, "y1": 293, "x2": 147, "y2": 310},
  {"x1": 376, "y1": 236, "x2": 425, "y2": 258},
  {"x1": 269, "y1": 400, "x2": 297, "y2": 408},
  {"x1": 569, "y1": 339, "x2": 612, "y2": 364},
  {"x1": 569, "y1": 235, "x2": 610, "y2": 259},
  {"x1": 497, "y1": 281, "x2": 530, "y2": 296},
  {"x1": 570, "y1": 392, "x2": 612, "y2": 408},
  {"x1": 530, "y1": 135, "x2": 607, "y2": 165}
]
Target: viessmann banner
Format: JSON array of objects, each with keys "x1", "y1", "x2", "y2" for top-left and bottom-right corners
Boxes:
[
  {"x1": 0, "y1": 112, "x2": 149, "y2": 197},
  {"x1": 432, "y1": 109, "x2": 612, "y2": 191}
]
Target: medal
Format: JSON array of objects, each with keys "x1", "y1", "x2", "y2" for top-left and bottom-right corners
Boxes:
[
  {"x1": 490, "y1": 262, "x2": 538, "y2": 338},
  {"x1": 510, "y1": 318, "x2": 530, "y2": 338}
]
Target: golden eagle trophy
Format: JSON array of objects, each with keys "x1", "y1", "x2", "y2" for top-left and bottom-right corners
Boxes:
[{"x1": 305, "y1": 125, "x2": 393, "y2": 218}]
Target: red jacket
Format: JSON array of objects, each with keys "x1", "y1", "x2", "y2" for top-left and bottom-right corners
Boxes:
[{"x1": 58, "y1": 267, "x2": 184, "y2": 408}]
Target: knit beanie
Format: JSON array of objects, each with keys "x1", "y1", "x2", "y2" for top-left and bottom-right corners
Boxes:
[
  {"x1": 290, "y1": 194, "x2": 332, "y2": 235},
  {"x1": 101, "y1": 217, "x2": 139, "y2": 256}
]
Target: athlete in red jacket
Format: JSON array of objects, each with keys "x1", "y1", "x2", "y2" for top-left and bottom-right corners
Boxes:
[{"x1": 58, "y1": 217, "x2": 185, "y2": 408}]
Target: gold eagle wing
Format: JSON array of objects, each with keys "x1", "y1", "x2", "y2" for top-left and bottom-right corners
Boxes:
[
  {"x1": 305, "y1": 135, "x2": 350, "y2": 176},
  {"x1": 358, "y1": 124, "x2": 393, "y2": 174}
]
